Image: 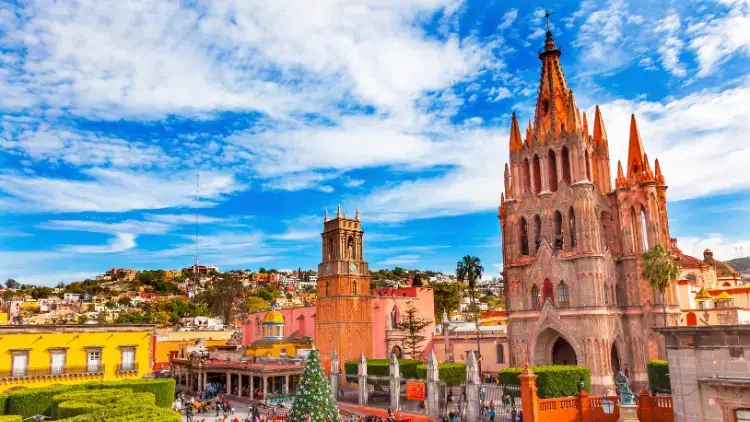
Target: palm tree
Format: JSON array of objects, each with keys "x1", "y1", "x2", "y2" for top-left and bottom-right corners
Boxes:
[
  {"x1": 456, "y1": 255, "x2": 484, "y2": 377},
  {"x1": 641, "y1": 244, "x2": 680, "y2": 326}
]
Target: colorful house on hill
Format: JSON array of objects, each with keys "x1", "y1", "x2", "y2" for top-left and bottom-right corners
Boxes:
[
  {"x1": 0, "y1": 324, "x2": 153, "y2": 393},
  {"x1": 245, "y1": 310, "x2": 313, "y2": 358}
]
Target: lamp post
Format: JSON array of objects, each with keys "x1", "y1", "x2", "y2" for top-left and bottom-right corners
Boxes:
[{"x1": 601, "y1": 389, "x2": 615, "y2": 415}]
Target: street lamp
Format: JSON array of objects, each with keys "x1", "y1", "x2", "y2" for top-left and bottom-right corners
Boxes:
[{"x1": 601, "y1": 389, "x2": 615, "y2": 415}]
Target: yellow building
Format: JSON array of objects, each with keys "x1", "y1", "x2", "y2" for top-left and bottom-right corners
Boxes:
[
  {"x1": 245, "y1": 311, "x2": 312, "y2": 358},
  {"x1": 153, "y1": 330, "x2": 233, "y2": 371},
  {"x1": 0, "y1": 324, "x2": 154, "y2": 393}
]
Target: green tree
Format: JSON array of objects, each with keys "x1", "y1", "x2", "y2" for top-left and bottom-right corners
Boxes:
[
  {"x1": 235, "y1": 296, "x2": 269, "y2": 323},
  {"x1": 196, "y1": 273, "x2": 243, "y2": 325},
  {"x1": 97, "y1": 312, "x2": 107, "y2": 324},
  {"x1": 395, "y1": 301, "x2": 432, "y2": 359},
  {"x1": 153, "y1": 311, "x2": 171, "y2": 326},
  {"x1": 412, "y1": 272, "x2": 424, "y2": 287},
  {"x1": 456, "y1": 255, "x2": 484, "y2": 374},
  {"x1": 77, "y1": 314, "x2": 89, "y2": 324},
  {"x1": 433, "y1": 282, "x2": 460, "y2": 323},
  {"x1": 288, "y1": 349, "x2": 340, "y2": 422},
  {"x1": 118, "y1": 297, "x2": 132, "y2": 307},
  {"x1": 641, "y1": 244, "x2": 680, "y2": 326},
  {"x1": 5, "y1": 279, "x2": 19, "y2": 289}
]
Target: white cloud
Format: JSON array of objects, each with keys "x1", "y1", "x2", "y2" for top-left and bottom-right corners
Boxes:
[
  {"x1": 687, "y1": 2, "x2": 750, "y2": 76},
  {"x1": 498, "y1": 9, "x2": 518, "y2": 30},
  {"x1": 262, "y1": 171, "x2": 338, "y2": 193},
  {"x1": 655, "y1": 11, "x2": 686, "y2": 77},
  {"x1": 144, "y1": 214, "x2": 230, "y2": 225},
  {"x1": 39, "y1": 219, "x2": 171, "y2": 235},
  {"x1": 64, "y1": 233, "x2": 137, "y2": 254},
  {"x1": 676, "y1": 234, "x2": 750, "y2": 262},
  {"x1": 0, "y1": 168, "x2": 243, "y2": 213},
  {"x1": 378, "y1": 254, "x2": 421, "y2": 267}
]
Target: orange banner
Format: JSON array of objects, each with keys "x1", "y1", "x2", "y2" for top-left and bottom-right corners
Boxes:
[{"x1": 405, "y1": 381, "x2": 425, "y2": 400}]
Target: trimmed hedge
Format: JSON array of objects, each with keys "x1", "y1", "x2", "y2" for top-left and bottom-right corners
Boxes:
[
  {"x1": 415, "y1": 363, "x2": 467, "y2": 386},
  {"x1": 57, "y1": 401, "x2": 104, "y2": 419},
  {"x1": 0, "y1": 416, "x2": 21, "y2": 422},
  {"x1": 82, "y1": 378, "x2": 175, "y2": 407},
  {"x1": 7, "y1": 385, "x2": 74, "y2": 419},
  {"x1": 52, "y1": 388, "x2": 132, "y2": 417},
  {"x1": 0, "y1": 394, "x2": 7, "y2": 415},
  {"x1": 499, "y1": 365, "x2": 591, "y2": 398},
  {"x1": 344, "y1": 359, "x2": 421, "y2": 378},
  {"x1": 58, "y1": 406, "x2": 180, "y2": 422},
  {"x1": 647, "y1": 360, "x2": 671, "y2": 393}
]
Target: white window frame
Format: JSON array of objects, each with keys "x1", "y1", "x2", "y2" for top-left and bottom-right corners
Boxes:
[
  {"x1": 11, "y1": 351, "x2": 29, "y2": 377},
  {"x1": 50, "y1": 349, "x2": 67, "y2": 375},
  {"x1": 87, "y1": 348, "x2": 102, "y2": 373},
  {"x1": 120, "y1": 347, "x2": 136, "y2": 371}
]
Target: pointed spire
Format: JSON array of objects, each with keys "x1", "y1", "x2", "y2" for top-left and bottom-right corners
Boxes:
[
  {"x1": 427, "y1": 350, "x2": 439, "y2": 380},
  {"x1": 465, "y1": 351, "x2": 479, "y2": 384},
  {"x1": 654, "y1": 158, "x2": 666, "y2": 185},
  {"x1": 501, "y1": 192, "x2": 505, "y2": 204},
  {"x1": 509, "y1": 112, "x2": 523, "y2": 152},
  {"x1": 525, "y1": 120, "x2": 533, "y2": 146},
  {"x1": 582, "y1": 112, "x2": 589, "y2": 139},
  {"x1": 627, "y1": 114, "x2": 646, "y2": 176},
  {"x1": 565, "y1": 90, "x2": 581, "y2": 134},
  {"x1": 324, "y1": 209, "x2": 329, "y2": 222},
  {"x1": 592, "y1": 105, "x2": 608, "y2": 145},
  {"x1": 643, "y1": 153, "x2": 654, "y2": 181},
  {"x1": 336, "y1": 204, "x2": 342, "y2": 219},
  {"x1": 616, "y1": 160, "x2": 627, "y2": 188},
  {"x1": 355, "y1": 208, "x2": 360, "y2": 221}
]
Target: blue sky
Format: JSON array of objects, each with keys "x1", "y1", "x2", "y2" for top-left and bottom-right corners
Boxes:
[{"x1": 1, "y1": 0, "x2": 750, "y2": 286}]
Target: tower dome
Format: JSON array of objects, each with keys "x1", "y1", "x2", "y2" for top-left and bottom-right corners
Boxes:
[{"x1": 262, "y1": 310, "x2": 285, "y2": 339}]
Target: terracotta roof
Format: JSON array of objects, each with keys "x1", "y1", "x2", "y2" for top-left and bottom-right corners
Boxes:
[{"x1": 677, "y1": 254, "x2": 703, "y2": 268}]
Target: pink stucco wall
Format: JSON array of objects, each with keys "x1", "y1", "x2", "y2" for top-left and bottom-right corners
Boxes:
[
  {"x1": 431, "y1": 333, "x2": 509, "y2": 374},
  {"x1": 241, "y1": 306, "x2": 316, "y2": 346},
  {"x1": 371, "y1": 287, "x2": 436, "y2": 359}
]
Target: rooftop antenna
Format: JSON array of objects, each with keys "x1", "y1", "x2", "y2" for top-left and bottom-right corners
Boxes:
[{"x1": 192, "y1": 154, "x2": 201, "y2": 313}]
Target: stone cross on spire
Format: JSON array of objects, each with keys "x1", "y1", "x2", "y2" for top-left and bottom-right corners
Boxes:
[{"x1": 544, "y1": 9, "x2": 553, "y2": 32}]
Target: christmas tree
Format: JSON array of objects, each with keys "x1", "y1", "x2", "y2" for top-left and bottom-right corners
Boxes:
[{"x1": 288, "y1": 348, "x2": 341, "y2": 422}]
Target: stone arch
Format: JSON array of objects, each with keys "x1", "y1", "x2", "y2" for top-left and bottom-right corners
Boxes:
[
  {"x1": 640, "y1": 206, "x2": 649, "y2": 251},
  {"x1": 557, "y1": 281, "x2": 569, "y2": 307},
  {"x1": 561, "y1": 146, "x2": 572, "y2": 184},
  {"x1": 542, "y1": 279, "x2": 554, "y2": 304},
  {"x1": 630, "y1": 206, "x2": 640, "y2": 253},
  {"x1": 347, "y1": 236, "x2": 356, "y2": 260},
  {"x1": 523, "y1": 157, "x2": 532, "y2": 192},
  {"x1": 533, "y1": 154, "x2": 542, "y2": 194},
  {"x1": 553, "y1": 210, "x2": 563, "y2": 251},
  {"x1": 568, "y1": 206, "x2": 577, "y2": 250},
  {"x1": 327, "y1": 236, "x2": 335, "y2": 260},
  {"x1": 600, "y1": 211, "x2": 615, "y2": 252},
  {"x1": 390, "y1": 306, "x2": 401, "y2": 329},
  {"x1": 519, "y1": 217, "x2": 529, "y2": 256},
  {"x1": 533, "y1": 326, "x2": 581, "y2": 366},
  {"x1": 548, "y1": 149, "x2": 558, "y2": 192},
  {"x1": 686, "y1": 311, "x2": 697, "y2": 326},
  {"x1": 352, "y1": 279, "x2": 358, "y2": 296},
  {"x1": 530, "y1": 284, "x2": 540, "y2": 309},
  {"x1": 533, "y1": 214, "x2": 542, "y2": 251}
]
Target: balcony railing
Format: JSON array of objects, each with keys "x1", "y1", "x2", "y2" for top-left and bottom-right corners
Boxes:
[
  {"x1": 0, "y1": 365, "x2": 105, "y2": 379},
  {"x1": 117, "y1": 363, "x2": 138, "y2": 373}
]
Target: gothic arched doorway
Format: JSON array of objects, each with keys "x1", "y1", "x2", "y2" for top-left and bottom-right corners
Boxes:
[
  {"x1": 611, "y1": 344, "x2": 621, "y2": 376},
  {"x1": 552, "y1": 337, "x2": 577, "y2": 365},
  {"x1": 391, "y1": 346, "x2": 403, "y2": 359}
]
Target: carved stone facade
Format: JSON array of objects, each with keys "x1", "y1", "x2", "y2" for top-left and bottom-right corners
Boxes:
[
  {"x1": 499, "y1": 30, "x2": 676, "y2": 392},
  {"x1": 316, "y1": 207, "x2": 373, "y2": 372}
]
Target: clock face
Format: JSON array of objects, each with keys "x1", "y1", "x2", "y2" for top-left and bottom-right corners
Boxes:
[{"x1": 349, "y1": 263, "x2": 358, "y2": 272}]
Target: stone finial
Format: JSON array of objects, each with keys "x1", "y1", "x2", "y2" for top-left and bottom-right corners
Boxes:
[
  {"x1": 427, "y1": 350, "x2": 439, "y2": 380},
  {"x1": 330, "y1": 349, "x2": 339, "y2": 373},
  {"x1": 337, "y1": 204, "x2": 342, "y2": 218},
  {"x1": 324, "y1": 209, "x2": 329, "y2": 222},
  {"x1": 390, "y1": 353, "x2": 400, "y2": 377},
  {"x1": 466, "y1": 351, "x2": 479, "y2": 384},
  {"x1": 358, "y1": 352, "x2": 367, "y2": 377},
  {"x1": 442, "y1": 309, "x2": 449, "y2": 324},
  {"x1": 509, "y1": 112, "x2": 523, "y2": 152},
  {"x1": 355, "y1": 208, "x2": 360, "y2": 221}
]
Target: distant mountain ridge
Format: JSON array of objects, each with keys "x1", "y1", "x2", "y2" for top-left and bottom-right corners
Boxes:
[{"x1": 726, "y1": 257, "x2": 750, "y2": 273}]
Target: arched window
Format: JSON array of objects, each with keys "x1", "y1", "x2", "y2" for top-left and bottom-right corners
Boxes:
[
  {"x1": 325, "y1": 280, "x2": 330, "y2": 297},
  {"x1": 557, "y1": 282, "x2": 569, "y2": 308},
  {"x1": 615, "y1": 284, "x2": 625, "y2": 306},
  {"x1": 523, "y1": 158, "x2": 531, "y2": 192},
  {"x1": 496, "y1": 343, "x2": 505, "y2": 364},
  {"x1": 630, "y1": 206, "x2": 639, "y2": 253},
  {"x1": 585, "y1": 150, "x2": 592, "y2": 181},
  {"x1": 347, "y1": 236, "x2": 355, "y2": 260},
  {"x1": 604, "y1": 284, "x2": 610, "y2": 305},
  {"x1": 543, "y1": 279, "x2": 554, "y2": 304},
  {"x1": 600, "y1": 211, "x2": 615, "y2": 252},
  {"x1": 568, "y1": 206, "x2": 577, "y2": 249},
  {"x1": 553, "y1": 210, "x2": 563, "y2": 251},
  {"x1": 328, "y1": 236, "x2": 335, "y2": 260},
  {"x1": 533, "y1": 155, "x2": 542, "y2": 194},
  {"x1": 519, "y1": 217, "x2": 529, "y2": 256},
  {"x1": 686, "y1": 312, "x2": 697, "y2": 326},
  {"x1": 352, "y1": 280, "x2": 358, "y2": 296},
  {"x1": 685, "y1": 274, "x2": 697, "y2": 281},
  {"x1": 533, "y1": 215, "x2": 542, "y2": 250},
  {"x1": 390, "y1": 307, "x2": 400, "y2": 329},
  {"x1": 561, "y1": 147, "x2": 571, "y2": 184},
  {"x1": 641, "y1": 207, "x2": 649, "y2": 251},
  {"x1": 548, "y1": 150, "x2": 558, "y2": 192},
  {"x1": 530, "y1": 285, "x2": 540, "y2": 310}
]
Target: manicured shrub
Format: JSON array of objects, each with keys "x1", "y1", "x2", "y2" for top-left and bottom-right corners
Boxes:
[
  {"x1": 57, "y1": 401, "x2": 104, "y2": 419},
  {"x1": 0, "y1": 415, "x2": 21, "y2": 422},
  {"x1": 7, "y1": 385, "x2": 73, "y2": 419},
  {"x1": 52, "y1": 388, "x2": 132, "y2": 417},
  {"x1": 499, "y1": 365, "x2": 591, "y2": 398},
  {"x1": 58, "y1": 406, "x2": 180, "y2": 422},
  {"x1": 647, "y1": 360, "x2": 671, "y2": 393},
  {"x1": 415, "y1": 363, "x2": 467, "y2": 386},
  {"x1": 82, "y1": 378, "x2": 175, "y2": 408},
  {"x1": 0, "y1": 394, "x2": 8, "y2": 415},
  {"x1": 344, "y1": 359, "x2": 422, "y2": 378}
]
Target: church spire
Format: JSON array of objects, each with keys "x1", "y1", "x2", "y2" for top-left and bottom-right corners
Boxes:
[
  {"x1": 582, "y1": 111, "x2": 589, "y2": 139},
  {"x1": 627, "y1": 114, "x2": 646, "y2": 176},
  {"x1": 615, "y1": 160, "x2": 626, "y2": 188},
  {"x1": 533, "y1": 23, "x2": 569, "y2": 141},
  {"x1": 324, "y1": 209, "x2": 329, "y2": 222},
  {"x1": 509, "y1": 112, "x2": 523, "y2": 152},
  {"x1": 655, "y1": 158, "x2": 666, "y2": 185},
  {"x1": 525, "y1": 120, "x2": 533, "y2": 146},
  {"x1": 592, "y1": 105, "x2": 608, "y2": 145},
  {"x1": 565, "y1": 90, "x2": 581, "y2": 134},
  {"x1": 336, "y1": 204, "x2": 342, "y2": 219}
]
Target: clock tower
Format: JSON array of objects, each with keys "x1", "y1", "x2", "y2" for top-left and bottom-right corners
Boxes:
[{"x1": 315, "y1": 205, "x2": 373, "y2": 372}]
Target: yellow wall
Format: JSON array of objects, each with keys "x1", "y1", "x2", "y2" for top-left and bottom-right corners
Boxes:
[
  {"x1": 0, "y1": 325, "x2": 153, "y2": 393},
  {"x1": 0, "y1": 313, "x2": 7, "y2": 324},
  {"x1": 246, "y1": 341, "x2": 311, "y2": 358}
]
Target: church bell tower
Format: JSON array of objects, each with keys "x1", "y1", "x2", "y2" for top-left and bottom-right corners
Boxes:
[{"x1": 315, "y1": 206, "x2": 372, "y2": 372}]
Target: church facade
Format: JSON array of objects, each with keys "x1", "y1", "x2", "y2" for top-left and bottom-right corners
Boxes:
[{"x1": 499, "y1": 30, "x2": 676, "y2": 391}]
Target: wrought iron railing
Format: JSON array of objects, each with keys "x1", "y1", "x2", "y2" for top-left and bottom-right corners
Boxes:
[
  {"x1": 117, "y1": 363, "x2": 138, "y2": 373},
  {"x1": 0, "y1": 365, "x2": 105, "y2": 379}
]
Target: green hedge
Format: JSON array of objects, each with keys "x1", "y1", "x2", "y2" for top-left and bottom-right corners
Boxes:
[
  {"x1": 499, "y1": 365, "x2": 591, "y2": 398},
  {"x1": 647, "y1": 360, "x2": 671, "y2": 393},
  {"x1": 0, "y1": 415, "x2": 21, "y2": 422},
  {"x1": 82, "y1": 378, "x2": 175, "y2": 407},
  {"x1": 52, "y1": 388, "x2": 132, "y2": 417},
  {"x1": 58, "y1": 406, "x2": 180, "y2": 422},
  {"x1": 7, "y1": 385, "x2": 74, "y2": 419},
  {"x1": 344, "y1": 359, "x2": 422, "y2": 378},
  {"x1": 57, "y1": 401, "x2": 104, "y2": 419},
  {"x1": 415, "y1": 363, "x2": 467, "y2": 386},
  {"x1": 0, "y1": 394, "x2": 7, "y2": 415}
]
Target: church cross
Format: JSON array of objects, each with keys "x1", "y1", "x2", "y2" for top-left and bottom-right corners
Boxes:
[{"x1": 544, "y1": 9, "x2": 553, "y2": 32}]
